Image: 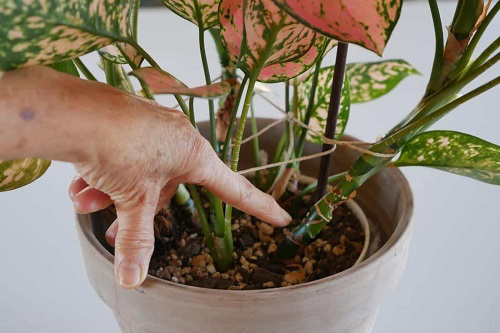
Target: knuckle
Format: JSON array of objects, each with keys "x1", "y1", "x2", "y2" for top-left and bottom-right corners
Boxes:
[{"x1": 115, "y1": 229, "x2": 154, "y2": 252}]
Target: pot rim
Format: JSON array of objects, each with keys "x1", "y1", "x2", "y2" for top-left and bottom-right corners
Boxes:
[{"x1": 77, "y1": 127, "x2": 413, "y2": 297}]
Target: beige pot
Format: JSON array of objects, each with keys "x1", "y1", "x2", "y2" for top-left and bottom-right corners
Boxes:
[{"x1": 76, "y1": 119, "x2": 413, "y2": 333}]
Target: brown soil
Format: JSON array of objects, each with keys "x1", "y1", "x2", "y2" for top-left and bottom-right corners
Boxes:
[{"x1": 146, "y1": 187, "x2": 365, "y2": 290}]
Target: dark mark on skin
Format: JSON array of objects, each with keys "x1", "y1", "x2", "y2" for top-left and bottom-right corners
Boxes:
[{"x1": 20, "y1": 108, "x2": 35, "y2": 121}]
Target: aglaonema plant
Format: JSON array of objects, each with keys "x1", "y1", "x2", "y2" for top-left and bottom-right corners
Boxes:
[{"x1": 0, "y1": 0, "x2": 498, "y2": 272}]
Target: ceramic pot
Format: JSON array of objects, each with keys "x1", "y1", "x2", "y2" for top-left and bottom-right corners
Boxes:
[{"x1": 76, "y1": 118, "x2": 413, "y2": 333}]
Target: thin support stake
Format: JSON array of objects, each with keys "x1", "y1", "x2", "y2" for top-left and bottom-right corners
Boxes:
[{"x1": 314, "y1": 42, "x2": 349, "y2": 202}]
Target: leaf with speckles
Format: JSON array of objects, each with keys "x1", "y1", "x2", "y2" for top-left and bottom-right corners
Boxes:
[
  {"x1": 99, "y1": 43, "x2": 144, "y2": 67},
  {"x1": 395, "y1": 131, "x2": 500, "y2": 185},
  {"x1": 219, "y1": 0, "x2": 316, "y2": 78},
  {"x1": 130, "y1": 67, "x2": 231, "y2": 98},
  {"x1": 272, "y1": 0, "x2": 402, "y2": 56},
  {"x1": 258, "y1": 36, "x2": 330, "y2": 83},
  {"x1": 0, "y1": 0, "x2": 133, "y2": 70},
  {"x1": 0, "y1": 158, "x2": 51, "y2": 192},
  {"x1": 297, "y1": 66, "x2": 350, "y2": 144},
  {"x1": 160, "y1": 0, "x2": 220, "y2": 30},
  {"x1": 346, "y1": 60, "x2": 419, "y2": 103}
]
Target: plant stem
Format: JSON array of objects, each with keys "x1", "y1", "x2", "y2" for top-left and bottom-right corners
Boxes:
[
  {"x1": 314, "y1": 42, "x2": 349, "y2": 202},
  {"x1": 294, "y1": 172, "x2": 346, "y2": 204},
  {"x1": 249, "y1": 101, "x2": 262, "y2": 188},
  {"x1": 278, "y1": 71, "x2": 500, "y2": 259},
  {"x1": 468, "y1": 37, "x2": 500, "y2": 72},
  {"x1": 73, "y1": 58, "x2": 97, "y2": 81},
  {"x1": 103, "y1": 59, "x2": 117, "y2": 87},
  {"x1": 198, "y1": 27, "x2": 219, "y2": 153},
  {"x1": 425, "y1": 0, "x2": 444, "y2": 94},
  {"x1": 196, "y1": 25, "x2": 227, "y2": 240},
  {"x1": 187, "y1": 184, "x2": 216, "y2": 258},
  {"x1": 221, "y1": 74, "x2": 249, "y2": 161},
  {"x1": 188, "y1": 97, "x2": 196, "y2": 123}
]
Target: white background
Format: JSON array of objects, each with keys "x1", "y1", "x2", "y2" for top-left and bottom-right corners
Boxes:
[{"x1": 1, "y1": 2, "x2": 499, "y2": 332}]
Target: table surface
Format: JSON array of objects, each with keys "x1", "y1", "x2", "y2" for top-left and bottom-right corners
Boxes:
[{"x1": 1, "y1": 2, "x2": 499, "y2": 332}]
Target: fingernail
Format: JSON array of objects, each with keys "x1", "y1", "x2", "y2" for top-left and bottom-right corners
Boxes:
[
  {"x1": 118, "y1": 263, "x2": 142, "y2": 289},
  {"x1": 281, "y1": 209, "x2": 292, "y2": 225},
  {"x1": 73, "y1": 200, "x2": 84, "y2": 214}
]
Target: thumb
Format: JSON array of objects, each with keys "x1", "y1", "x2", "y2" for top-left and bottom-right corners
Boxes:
[{"x1": 113, "y1": 190, "x2": 159, "y2": 289}]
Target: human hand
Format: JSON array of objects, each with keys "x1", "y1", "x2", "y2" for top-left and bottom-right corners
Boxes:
[{"x1": 68, "y1": 94, "x2": 291, "y2": 289}]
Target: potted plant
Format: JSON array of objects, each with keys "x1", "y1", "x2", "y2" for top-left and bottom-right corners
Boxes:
[{"x1": 1, "y1": 0, "x2": 498, "y2": 332}]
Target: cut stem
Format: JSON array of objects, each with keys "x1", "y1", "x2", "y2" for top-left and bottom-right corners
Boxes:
[{"x1": 314, "y1": 42, "x2": 349, "y2": 202}]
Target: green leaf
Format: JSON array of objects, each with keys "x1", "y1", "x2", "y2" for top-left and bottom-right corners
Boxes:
[
  {"x1": 0, "y1": 0, "x2": 133, "y2": 70},
  {"x1": 0, "y1": 158, "x2": 51, "y2": 192},
  {"x1": 220, "y1": 0, "x2": 316, "y2": 77},
  {"x1": 271, "y1": 0, "x2": 402, "y2": 56},
  {"x1": 160, "y1": 0, "x2": 220, "y2": 30},
  {"x1": 394, "y1": 131, "x2": 500, "y2": 185},
  {"x1": 48, "y1": 59, "x2": 80, "y2": 77},
  {"x1": 346, "y1": 59, "x2": 419, "y2": 103},
  {"x1": 297, "y1": 66, "x2": 350, "y2": 144},
  {"x1": 130, "y1": 67, "x2": 231, "y2": 98}
]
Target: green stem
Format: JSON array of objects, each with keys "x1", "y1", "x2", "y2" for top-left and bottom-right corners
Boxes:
[
  {"x1": 188, "y1": 97, "x2": 196, "y2": 124},
  {"x1": 425, "y1": 0, "x2": 444, "y2": 94},
  {"x1": 221, "y1": 74, "x2": 249, "y2": 161},
  {"x1": 468, "y1": 37, "x2": 500, "y2": 72},
  {"x1": 250, "y1": 101, "x2": 262, "y2": 188},
  {"x1": 73, "y1": 58, "x2": 97, "y2": 81},
  {"x1": 103, "y1": 59, "x2": 117, "y2": 87},
  {"x1": 223, "y1": 76, "x2": 258, "y2": 247},
  {"x1": 196, "y1": 25, "x2": 227, "y2": 240},
  {"x1": 198, "y1": 26, "x2": 218, "y2": 153},
  {"x1": 278, "y1": 73, "x2": 500, "y2": 259},
  {"x1": 209, "y1": 28, "x2": 236, "y2": 80},
  {"x1": 187, "y1": 185, "x2": 216, "y2": 258}
]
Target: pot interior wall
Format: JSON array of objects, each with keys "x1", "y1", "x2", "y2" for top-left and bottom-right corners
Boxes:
[{"x1": 91, "y1": 119, "x2": 410, "y2": 256}]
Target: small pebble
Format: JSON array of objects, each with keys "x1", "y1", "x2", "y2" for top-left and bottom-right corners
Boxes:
[
  {"x1": 192, "y1": 255, "x2": 206, "y2": 268},
  {"x1": 267, "y1": 243, "x2": 277, "y2": 253},
  {"x1": 333, "y1": 245, "x2": 345, "y2": 256},
  {"x1": 206, "y1": 264, "x2": 216, "y2": 274},
  {"x1": 171, "y1": 276, "x2": 179, "y2": 283},
  {"x1": 263, "y1": 281, "x2": 274, "y2": 288}
]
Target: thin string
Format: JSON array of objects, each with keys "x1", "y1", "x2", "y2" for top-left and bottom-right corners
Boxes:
[
  {"x1": 266, "y1": 115, "x2": 295, "y2": 193},
  {"x1": 237, "y1": 146, "x2": 337, "y2": 175},
  {"x1": 255, "y1": 92, "x2": 396, "y2": 158}
]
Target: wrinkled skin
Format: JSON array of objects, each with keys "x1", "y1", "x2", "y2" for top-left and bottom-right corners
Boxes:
[{"x1": 0, "y1": 66, "x2": 291, "y2": 289}]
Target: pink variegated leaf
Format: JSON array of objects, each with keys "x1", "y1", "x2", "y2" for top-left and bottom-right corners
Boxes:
[
  {"x1": 272, "y1": 0, "x2": 402, "y2": 56},
  {"x1": 130, "y1": 67, "x2": 231, "y2": 98},
  {"x1": 160, "y1": 0, "x2": 220, "y2": 30},
  {"x1": 258, "y1": 36, "x2": 336, "y2": 83},
  {"x1": 98, "y1": 43, "x2": 144, "y2": 67},
  {"x1": 219, "y1": 0, "x2": 316, "y2": 77}
]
